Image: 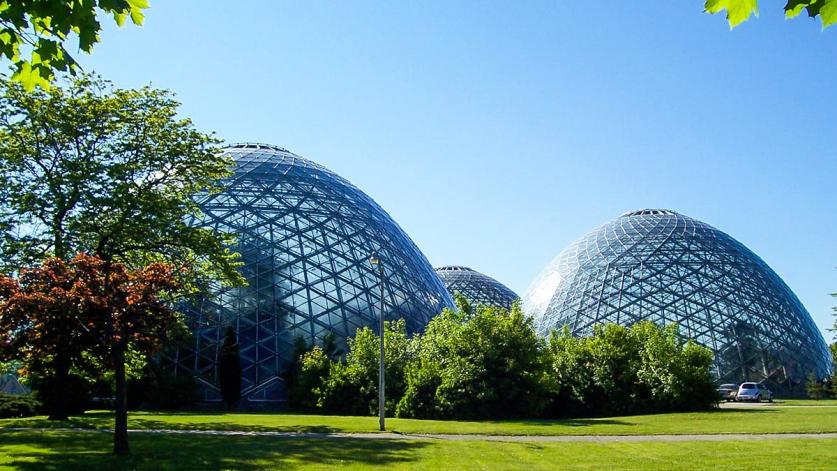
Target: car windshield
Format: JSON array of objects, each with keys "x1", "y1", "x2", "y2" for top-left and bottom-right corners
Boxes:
[{"x1": 741, "y1": 383, "x2": 756, "y2": 389}]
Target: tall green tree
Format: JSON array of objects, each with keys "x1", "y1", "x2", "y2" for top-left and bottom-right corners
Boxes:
[
  {"x1": 0, "y1": 74, "x2": 240, "y2": 282},
  {"x1": 705, "y1": 0, "x2": 837, "y2": 29},
  {"x1": 0, "y1": 74, "x2": 242, "y2": 454},
  {"x1": 0, "y1": 1, "x2": 149, "y2": 89},
  {"x1": 218, "y1": 326, "x2": 241, "y2": 410}
]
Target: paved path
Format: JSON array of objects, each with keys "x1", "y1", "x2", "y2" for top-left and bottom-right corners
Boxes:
[{"x1": 4, "y1": 427, "x2": 837, "y2": 443}]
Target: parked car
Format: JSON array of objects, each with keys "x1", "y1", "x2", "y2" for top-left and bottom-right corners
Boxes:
[
  {"x1": 736, "y1": 382, "x2": 773, "y2": 402},
  {"x1": 717, "y1": 383, "x2": 738, "y2": 402}
]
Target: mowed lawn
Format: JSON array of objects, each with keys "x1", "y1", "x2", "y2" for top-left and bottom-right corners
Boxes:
[
  {"x1": 2, "y1": 406, "x2": 837, "y2": 469},
  {"x1": 0, "y1": 431, "x2": 835, "y2": 470},
  {"x1": 2, "y1": 405, "x2": 837, "y2": 436},
  {"x1": 774, "y1": 399, "x2": 837, "y2": 406}
]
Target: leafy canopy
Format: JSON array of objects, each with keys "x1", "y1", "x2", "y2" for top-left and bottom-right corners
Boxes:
[
  {"x1": 0, "y1": 73, "x2": 242, "y2": 289},
  {"x1": 705, "y1": 0, "x2": 837, "y2": 29},
  {"x1": 0, "y1": 0, "x2": 149, "y2": 89},
  {"x1": 0, "y1": 254, "x2": 181, "y2": 419}
]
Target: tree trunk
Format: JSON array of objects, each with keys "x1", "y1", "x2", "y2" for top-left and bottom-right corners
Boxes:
[
  {"x1": 47, "y1": 354, "x2": 70, "y2": 421},
  {"x1": 113, "y1": 342, "x2": 130, "y2": 455}
]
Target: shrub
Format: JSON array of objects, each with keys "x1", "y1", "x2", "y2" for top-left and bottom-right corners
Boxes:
[
  {"x1": 546, "y1": 321, "x2": 717, "y2": 416},
  {"x1": 288, "y1": 346, "x2": 331, "y2": 412},
  {"x1": 28, "y1": 372, "x2": 92, "y2": 416},
  {"x1": 0, "y1": 393, "x2": 41, "y2": 418},
  {"x1": 806, "y1": 372, "x2": 827, "y2": 400},
  {"x1": 127, "y1": 363, "x2": 199, "y2": 410},
  {"x1": 287, "y1": 304, "x2": 717, "y2": 419},
  {"x1": 397, "y1": 303, "x2": 553, "y2": 420},
  {"x1": 317, "y1": 319, "x2": 415, "y2": 416}
]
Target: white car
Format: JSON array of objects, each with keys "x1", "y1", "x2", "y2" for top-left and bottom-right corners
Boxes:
[{"x1": 736, "y1": 382, "x2": 773, "y2": 402}]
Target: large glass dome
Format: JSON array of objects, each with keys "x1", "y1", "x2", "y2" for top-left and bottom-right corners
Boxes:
[
  {"x1": 523, "y1": 209, "x2": 833, "y2": 394},
  {"x1": 435, "y1": 266, "x2": 518, "y2": 311},
  {"x1": 166, "y1": 143, "x2": 454, "y2": 402}
]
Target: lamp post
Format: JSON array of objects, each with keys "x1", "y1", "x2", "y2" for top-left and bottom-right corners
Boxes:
[{"x1": 369, "y1": 252, "x2": 385, "y2": 431}]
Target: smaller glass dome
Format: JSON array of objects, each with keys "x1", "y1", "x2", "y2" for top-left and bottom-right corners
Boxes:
[{"x1": 435, "y1": 266, "x2": 518, "y2": 311}]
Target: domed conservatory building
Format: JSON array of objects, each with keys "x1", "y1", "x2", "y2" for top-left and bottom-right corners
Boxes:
[
  {"x1": 435, "y1": 265, "x2": 518, "y2": 311},
  {"x1": 523, "y1": 209, "x2": 833, "y2": 394},
  {"x1": 164, "y1": 143, "x2": 453, "y2": 403}
]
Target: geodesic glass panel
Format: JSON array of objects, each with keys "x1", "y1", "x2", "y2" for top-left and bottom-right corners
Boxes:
[
  {"x1": 165, "y1": 143, "x2": 453, "y2": 402},
  {"x1": 435, "y1": 266, "x2": 518, "y2": 311},
  {"x1": 523, "y1": 209, "x2": 833, "y2": 394}
]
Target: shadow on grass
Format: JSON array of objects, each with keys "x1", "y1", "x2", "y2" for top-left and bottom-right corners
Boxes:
[
  {"x1": 126, "y1": 418, "x2": 342, "y2": 434},
  {"x1": 0, "y1": 431, "x2": 429, "y2": 470},
  {"x1": 0, "y1": 411, "x2": 343, "y2": 434},
  {"x1": 0, "y1": 414, "x2": 111, "y2": 430}
]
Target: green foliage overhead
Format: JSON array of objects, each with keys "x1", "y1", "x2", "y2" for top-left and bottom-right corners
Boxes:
[
  {"x1": 705, "y1": 0, "x2": 837, "y2": 29},
  {"x1": 0, "y1": 0, "x2": 148, "y2": 89},
  {"x1": 705, "y1": 0, "x2": 759, "y2": 28}
]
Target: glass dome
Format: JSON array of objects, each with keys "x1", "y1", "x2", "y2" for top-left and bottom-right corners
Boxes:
[
  {"x1": 523, "y1": 209, "x2": 833, "y2": 394},
  {"x1": 165, "y1": 143, "x2": 454, "y2": 402},
  {"x1": 435, "y1": 265, "x2": 518, "y2": 311}
]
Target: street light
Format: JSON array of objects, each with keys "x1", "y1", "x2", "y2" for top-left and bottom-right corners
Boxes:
[{"x1": 369, "y1": 252, "x2": 385, "y2": 431}]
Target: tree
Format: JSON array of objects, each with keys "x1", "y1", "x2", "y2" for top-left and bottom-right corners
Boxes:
[
  {"x1": 0, "y1": 1, "x2": 149, "y2": 89},
  {"x1": 831, "y1": 374, "x2": 837, "y2": 399},
  {"x1": 0, "y1": 254, "x2": 180, "y2": 429},
  {"x1": 806, "y1": 371, "x2": 826, "y2": 399},
  {"x1": 397, "y1": 303, "x2": 553, "y2": 420},
  {"x1": 288, "y1": 346, "x2": 331, "y2": 412},
  {"x1": 0, "y1": 75, "x2": 242, "y2": 454},
  {"x1": 218, "y1": 326, "x2": 241, "y2": 410},
  {"x1": 546, "y1": 322, "x2": 716, "y2": 417},
  {"x1": 0, "y1": 261, "x2": 90, "y2": 418},
  {"x1": 705, "y1": 0, "x2": 837, "y2": 30},
  {"x1": 0, "y1": 74, "x2": 240, "y2": 280},
  {"x1": 318, "y1": 319, "x2": 415, "y2": 416}
]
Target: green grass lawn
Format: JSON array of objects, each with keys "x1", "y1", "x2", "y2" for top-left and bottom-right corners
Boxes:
[
  {"x1": 2, "y1": 405, "x2": 837, "y2": 436},
  {"x1": 774, "y1": 398, "x2": 837, "y2": 406},
  {"x1": 0, "y1": 430, "x2": 835, "y2": 470}
]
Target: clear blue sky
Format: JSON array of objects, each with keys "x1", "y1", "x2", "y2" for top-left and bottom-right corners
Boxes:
[{"x1": 77, "y1": 1, "x2": 836, "y2": 339}]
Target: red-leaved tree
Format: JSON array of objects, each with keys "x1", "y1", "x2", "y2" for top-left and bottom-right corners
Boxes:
[{"x1": 0, "y1": 253, "x2": 180, "y2": 453}]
